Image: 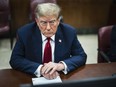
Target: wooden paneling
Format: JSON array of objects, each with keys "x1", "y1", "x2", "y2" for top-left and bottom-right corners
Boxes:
[
  {"x1": 57, "y1": 0, "x2": 112, "y2": 30},
  {"x1": 9, "y1": 0, "x2": 112, "y2": 35},
  {"x1": 107, "y1": 0, "x2": 116, "y2": 25},
  {"x1": 9, "y1": 0, "x2": 30, "y2": 35}
]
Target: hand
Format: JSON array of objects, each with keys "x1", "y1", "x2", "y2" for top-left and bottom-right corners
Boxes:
[
  {"x1": 42, "y1": 71, "x2": 59, "y2": 80},
  {"x1": 41, "y1": 62, "x2": 65, "y2": 78},
  {"x1": 42, "y1": 62, "x2": 65, "y2": 75}
]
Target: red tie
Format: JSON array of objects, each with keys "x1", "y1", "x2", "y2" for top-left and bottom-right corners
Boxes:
[{"x1": 43, "y1": 38, "x2": 52, "y2": 63}]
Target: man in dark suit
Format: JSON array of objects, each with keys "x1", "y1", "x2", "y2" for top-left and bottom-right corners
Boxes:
[
  {"x1": 10, "y1": 3, "x2": 87, "y2": 80},
  {"x1": 109, "y1": 25, "x2": 116, "y2": 62}
]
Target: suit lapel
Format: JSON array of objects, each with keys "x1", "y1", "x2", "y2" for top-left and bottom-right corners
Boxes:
[
  {"x1": 33, "y1": 26, "x2": 42, "y2": 63},
  {"x1": 54, "y1": 26, "x2": 64, "y2": 62}
]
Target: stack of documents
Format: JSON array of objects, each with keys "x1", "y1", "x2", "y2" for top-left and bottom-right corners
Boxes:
[{"x1": 32, "y1": 76, "x2": 62, "y2": 85}]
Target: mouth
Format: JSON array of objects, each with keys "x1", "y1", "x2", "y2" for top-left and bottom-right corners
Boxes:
[{"x1": 43, "y1": 32, "x2": 54, "y2": 36}]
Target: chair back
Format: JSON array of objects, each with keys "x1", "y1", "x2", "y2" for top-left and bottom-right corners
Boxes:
[
  {"x1": 97, "y1": 25, "x2": 113, "y2": 63},
  {"x1": 0, "y1": 0, "x2": 10, "y2": 35},
  {"x1": 0, "y1": 0, "x2": 9, "y2": 26}
]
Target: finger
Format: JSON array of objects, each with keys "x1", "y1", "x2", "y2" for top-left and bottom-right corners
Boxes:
[
  {"x1": 53, "y1": 72, "x2": 57, "y2": 79},
  {"x1": 42, "y1": 67, "x2": 49, "y2": 74},
  {"x1": 43, "y1": 73, "x2": 50, "y2": 80},
  {"x1": 43, "y1": 63, "x2": 47, "y2": 66},
  {"x1": 42, "y1": 62, "x2": 55, "y2": 74},
  {"x1": 45, "y1": 66, "x2": 53, "y2": 74},
  {"x1": 41, "y1": 64, "x2": 50, "y2": 74},
  {"x1": 49, "y1": 67, "x2": 57, "y2": 75},
  {"x1": 56, "y1": 71, "x2": 59, "y2": 76},
  {"x1": 41, "y1": 66, "x2": 46, "y2": 74},
  {"x1": 50, "y1": 72, "x2": 59, "y2": 79},
  {"x1": 49, "y1": 72, "x2": 56, "y2": 80},
  {"x1": 44, "y1": 62, "x2": 54, "y2": 74},
  {"x1": 49, "y1": 74, "x2": 53, "y2": 80}
]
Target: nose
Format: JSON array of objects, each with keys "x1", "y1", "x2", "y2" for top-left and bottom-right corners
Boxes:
[{"x1": 46, "y1": 22, "x2": 51, "y2": 31}]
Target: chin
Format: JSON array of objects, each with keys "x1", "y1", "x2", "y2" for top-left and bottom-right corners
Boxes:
[
  {"x1": 44, "y1": 32, "x2": 55, "y2": 37},
  {"x1": 45, "y1": 34, "x2": 53, "y2": 37}
]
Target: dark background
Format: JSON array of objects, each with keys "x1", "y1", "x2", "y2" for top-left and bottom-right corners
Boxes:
[{"x1": 9, "y1": 0, "x2": 116, "y2": 36}]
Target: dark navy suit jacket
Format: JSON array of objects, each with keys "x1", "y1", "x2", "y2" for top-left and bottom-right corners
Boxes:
[{"x1": 10, "y1": 22, "x2": 87, "y2": 75}]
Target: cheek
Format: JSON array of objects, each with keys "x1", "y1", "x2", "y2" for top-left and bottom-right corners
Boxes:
[
  {"x1": 52, "y1": 26, "x2": 58, "y2": 32},
  {"x1": 40, "y1": 29, "x2": 46, "y2": 34},
  {"x1": 38, "y1": 26, "x2": 45, "y2": 32},
  {"x1": 52, "y1": 28, "x2": 57, "y2": 33}
]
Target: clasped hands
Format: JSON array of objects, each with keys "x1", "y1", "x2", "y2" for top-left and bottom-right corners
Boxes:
[{"x1": 41, "y1": 62, "x2": 65, "y2": 80}]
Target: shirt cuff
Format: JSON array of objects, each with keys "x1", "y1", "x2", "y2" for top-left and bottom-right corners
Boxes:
[
  {"x1": 34, "y1": 65, "x2": 43, "y2": 77},
  {"x1": 60, "y1": 61, "x2": 68, "y2": 74}
]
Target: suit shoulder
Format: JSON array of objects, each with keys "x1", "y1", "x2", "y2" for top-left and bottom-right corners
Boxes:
[
  {"x1": 61, "y1": 23, "x2": 76, "y2": 29},
  {"x1": 17, "y1": 22, "x2": 36, "y2": 34},
  {"x1": 59, "y1": 23, "x2": 77, "y2": 34}
]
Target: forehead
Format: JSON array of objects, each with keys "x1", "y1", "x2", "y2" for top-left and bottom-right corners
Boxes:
[{"x1": 38, "y1": 15, "x2": 57, "y2": 21}]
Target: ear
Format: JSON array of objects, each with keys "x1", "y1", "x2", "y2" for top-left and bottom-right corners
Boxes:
[
  {"x1": 35, "y1": 18, "x2": 38, "y2": 22},
  {"x1": 57, "y1": 19, "x2": 60, "y2": 25},
  {"x1": 35, "y1": 18, "x2": 40, "y2": 27}
]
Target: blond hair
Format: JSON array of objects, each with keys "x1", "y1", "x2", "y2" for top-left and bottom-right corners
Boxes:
[{"x1": 35, "y1": 3, "x2": 61, "y2": 18}]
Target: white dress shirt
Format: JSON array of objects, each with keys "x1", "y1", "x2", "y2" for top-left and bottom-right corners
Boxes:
[{"x1": 34, "y1": 33, "x2": 68, "y2": 77}]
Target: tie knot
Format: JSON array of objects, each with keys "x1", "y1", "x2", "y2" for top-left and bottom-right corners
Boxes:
[{"x1": 47, "y1": 37, "x2": 51, "y2": 41}]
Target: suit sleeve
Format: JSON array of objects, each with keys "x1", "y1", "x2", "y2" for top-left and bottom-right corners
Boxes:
[
  {"x1": 63, "y1": 31, "x2": 87, "y2": 73},
  {"x1": 9, "y1": 31, "x2": 40, "y2": 75}
]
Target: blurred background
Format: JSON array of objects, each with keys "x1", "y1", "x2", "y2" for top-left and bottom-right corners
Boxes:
[{"x1": 0, "y1": 0, "x2": 116, "y2": 69}]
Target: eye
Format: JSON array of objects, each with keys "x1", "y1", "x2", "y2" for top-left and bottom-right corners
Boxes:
[
  {"x1": 49, "y1": 20, "x2": 56, "y2": 24},
  {"x1": 40, "y1": 21, "x2": 47, "y2": 26},
  {"x1": 41, "y1": 21, "x2": 47, "y2": 24}
]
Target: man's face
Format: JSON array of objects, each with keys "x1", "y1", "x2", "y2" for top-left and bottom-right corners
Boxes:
[{"x1": 35, "y1": 16, "x2": 60, "y2": 37}]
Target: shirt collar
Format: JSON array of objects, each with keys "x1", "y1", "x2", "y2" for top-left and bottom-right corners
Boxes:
[{"x1": 41, "y1": 33, "x2": 55, "y2": 42}]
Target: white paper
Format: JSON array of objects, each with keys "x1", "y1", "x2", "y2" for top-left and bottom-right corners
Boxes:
[{"x1": 32, "y1": 76, "x2": 62, "y2": 85}]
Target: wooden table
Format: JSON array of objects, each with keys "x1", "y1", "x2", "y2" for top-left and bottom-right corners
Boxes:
[{"x1": 0, "y1": 62, "x2": 116, "y2": 87}]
